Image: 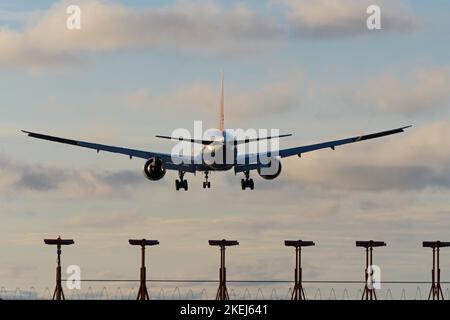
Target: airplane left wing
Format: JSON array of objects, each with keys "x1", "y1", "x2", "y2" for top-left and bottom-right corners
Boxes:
[
  {"x1": 234, "y1": 126, "x2": 411, "y2": 173},
  {"x1": 22, "y1": 130, "x2": 197, "y2": 173}
]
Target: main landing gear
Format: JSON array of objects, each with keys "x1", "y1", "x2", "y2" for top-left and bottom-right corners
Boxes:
[
  {"x1": 203, "y1": 171, "x2": 211, "y2": 189},
  {"x1": 175, "y1": 171, "x2": 188, "y2": 191},
  {"x1": 241, "y1": 171, "x2": 254, "y2": 190}
]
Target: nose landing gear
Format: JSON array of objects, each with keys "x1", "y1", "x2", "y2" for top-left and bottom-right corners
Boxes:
[
  {"x1": 175, "y1": 171, "x2": 188, "y2": 191},
  {"x1": 241, "y1": 171, "x2": 254, "y2": 190},
  {"x1": 203, "y1": 171, "x2": 211, "y2": 189}
]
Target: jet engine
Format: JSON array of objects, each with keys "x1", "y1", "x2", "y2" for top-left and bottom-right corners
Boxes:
[
  {"x1": 257, "y1": 157, "x2": 282, "y2": 180},
  {"x1": 143, "y1": 157, "x2": 166, "y2": 181}
]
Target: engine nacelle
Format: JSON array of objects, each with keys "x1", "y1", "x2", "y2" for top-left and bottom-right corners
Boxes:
[
  {"x1": 257, "y1": 157, "x2": 282, "y2": 180},
  {"x1": 143, "y1": 157, "x2": 166, "y2": 181}
]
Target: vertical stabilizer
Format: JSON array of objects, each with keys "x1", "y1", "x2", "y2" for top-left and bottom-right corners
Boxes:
[{"x1": 220, "y1": 71, "x2": 224, "y2": 132}]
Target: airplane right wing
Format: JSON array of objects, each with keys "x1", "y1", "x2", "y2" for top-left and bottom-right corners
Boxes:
[
  {"x1": 277, "y1": 126, "x2": 411, "y2": 158},
  {"x1": 234, "y1": 126, "x2": 411, "y2": 173}
]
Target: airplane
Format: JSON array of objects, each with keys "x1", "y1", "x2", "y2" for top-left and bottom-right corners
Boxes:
[{"x1": 22, "y1": 73, "x2": 411, "y2": 191}]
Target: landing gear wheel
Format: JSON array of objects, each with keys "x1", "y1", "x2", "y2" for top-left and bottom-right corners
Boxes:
[
  {"x1": 203, "y1": 181, "x2": 211, "y2": 189},
  {"x1": 175, "y1": 171, "x2": 188, "y2": 191},
  {"x1": 203, "y1": 171, "x2": 211, "y2": 189},
  {"x1": 241, "y1": 172, "x2": 255, "y2": 190}
]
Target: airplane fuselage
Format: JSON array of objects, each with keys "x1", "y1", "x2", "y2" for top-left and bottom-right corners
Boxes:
[{"x1": 196, "y1": 129, "x2": 235, "y2": 171}]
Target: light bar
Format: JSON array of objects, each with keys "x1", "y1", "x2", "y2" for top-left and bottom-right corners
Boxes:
[
  {"x1": 356, "y1": 240, "x2": 386, "y2": 248},
  {"x1": 44, "y1": 239, "x2": 74, "y2": 246},
  {"x1": 284, "y1": 240, "x2": 315, "y2": 247},
  {"x1": 129, "y1": 239, "x2": 159, "y2": 246},
  {"x1": 209, "y1": 240, "x2": 239, "y2": 246},
  {"x1": 423, "y1": 241, "x2": 450, "y2": 248}
]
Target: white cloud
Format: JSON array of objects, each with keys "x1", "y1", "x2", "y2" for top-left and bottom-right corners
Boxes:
[
  {"x1": 278, "y1": 0, "x2": 418, "y2": 37},
  {"x1": 0, "y1": 0, "x2": 281, "y2": 69},
  {"x1": 122, "y1": 77, "x2": 303, "y2": 121},
  {"x1": 0, "y1": 154, "x2": 146, "y2": 198},
  {"x1": 283, "y1": 121, "x2": 450, "y2": 192},
  {"x1": 354, "y1": 67, "x2": 450, "y2": 115},
  {"x1": 0, "y1": 0, "x2": 420, "y2": 70}
]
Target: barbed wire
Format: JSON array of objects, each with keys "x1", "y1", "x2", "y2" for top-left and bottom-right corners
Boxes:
[
  {"x1": 59, "y1": 279, "x2": 450, "y2": 284},
  {"x1": 1, "y1": 283, "x2": 449, "y2": 300}
]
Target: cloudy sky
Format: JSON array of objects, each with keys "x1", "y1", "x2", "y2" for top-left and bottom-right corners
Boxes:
[{"x1": 0, "y1": 0, "x2": 449, "y2": 298}]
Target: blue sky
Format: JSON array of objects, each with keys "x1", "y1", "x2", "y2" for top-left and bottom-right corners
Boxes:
[{"x1": 0, "y1": 0, "x2": 450, "y2": 298}]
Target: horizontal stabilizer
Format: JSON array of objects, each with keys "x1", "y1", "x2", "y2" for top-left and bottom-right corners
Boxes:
[
  {"x1": 156, "y1": 133, "x2": 292, "y2": 145},
  {"x1": 156, "y1": 135, "x2": 216, "y2": 145},
  {"x1": 234, "y1": 134, "x2": 292, "y2": 145}
]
